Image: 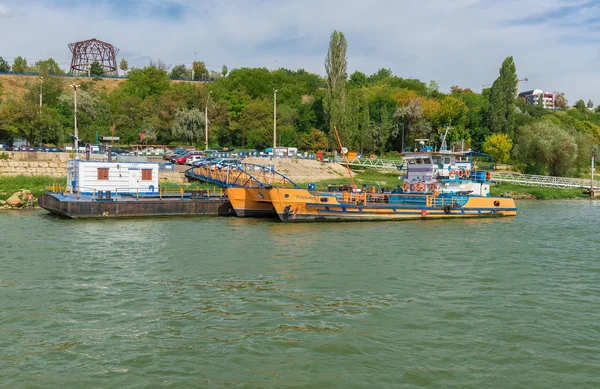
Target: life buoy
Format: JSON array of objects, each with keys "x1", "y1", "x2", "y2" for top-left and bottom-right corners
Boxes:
[
  {"x1": 449, "y1": 170, "x2": 456, "y2": 179},
  {"x1": 415, "y1": 183, "x2": 422, "y2": 191},
  {"x1": 403, "y1": 183, "x2": 409, "y2": 192},
  {"x1": 465, "y1": 170, "x2": 471, "y2": 178},
  {"x1": 421, "y1": 184, "x2": 427, "y2": 192},
  {"x1": 410, "y1": 184, "x2": 416, "y2": 192},
  {"x1": 485, "y1": 171, "x2": 492, "y2": 181},
  {"x1": 430, "y1": 183, "x2": 437, "y2": 192},
  {"x1": 458, "y1": 170, "x2": 464, "y2": 178}
]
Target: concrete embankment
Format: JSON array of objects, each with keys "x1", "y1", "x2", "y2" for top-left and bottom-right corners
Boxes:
[{"x1": 0, "y1": 152, "x2": 68, "y2": 177}]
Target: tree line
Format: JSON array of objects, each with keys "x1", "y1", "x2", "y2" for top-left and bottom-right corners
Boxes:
[{"x1": 1, "y1": 31, "x2": 599, "y2": 177}]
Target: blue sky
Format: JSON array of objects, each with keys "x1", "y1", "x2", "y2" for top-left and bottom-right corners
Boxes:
[{"x1": 0, "y1": 0, "x2": 599, "y2": 104}]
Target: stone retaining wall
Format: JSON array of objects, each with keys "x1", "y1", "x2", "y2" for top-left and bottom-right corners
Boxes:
[
  {"x1": 0, "y1": 160, "x2": 68, "y2": 177},
  {"x1": 0, "y1": 152, "x2": 188, "y2": 182}
]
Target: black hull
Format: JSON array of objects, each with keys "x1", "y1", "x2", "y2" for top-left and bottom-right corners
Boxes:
[{"x1": 39, "y1": 194, "x2": 235, "y2": 219}]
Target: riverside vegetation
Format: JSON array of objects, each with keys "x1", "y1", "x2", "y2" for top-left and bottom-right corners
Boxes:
[{"x1": 1, "y1": 31, "x2": 598, "y2": 201}]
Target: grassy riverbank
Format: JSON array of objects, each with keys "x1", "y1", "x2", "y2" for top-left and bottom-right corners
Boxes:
[
  {"x1": 0, "y1": 176, "x2": 65, "y2": 200},
  {"x1": 490, "y1": 182, "x2": 589, "y2": 199}
]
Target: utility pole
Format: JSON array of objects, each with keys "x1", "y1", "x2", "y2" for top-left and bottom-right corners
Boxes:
[
  {"x1": 39, "y1": 76, "x2": 43, "y2": 113},
  {"x1": 401, "y1": 122, "x2": 405, "y2": 153},
  {"x1": 273, "y1": 89, "x2": 277, "y2": 157},
  {"x1": 39, "y1": 76, "x2": 43, "y2": 147},
  {"x1": 205, "y1": 90, "x2": 212, "y2": 150},
  {"x1": 70, "y1": 84, "x2": 80, "y2": 159}
]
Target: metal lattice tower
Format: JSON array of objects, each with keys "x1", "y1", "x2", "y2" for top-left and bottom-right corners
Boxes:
[{"x1": 68, "y1": 38, "x2": 120, "y2": 75}]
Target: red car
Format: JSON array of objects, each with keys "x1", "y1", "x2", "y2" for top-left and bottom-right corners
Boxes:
[{"x1": 176, "y1": 151, "x2": 205, "y2": 165}]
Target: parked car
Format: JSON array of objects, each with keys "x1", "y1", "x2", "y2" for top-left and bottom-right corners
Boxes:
[
  {"x1": 192, "y1": 157, "x2": 217, "y2": 167},
  {"x1": 164, "y1": 147, "x2": 188, "y2": 160},
  {"x1": 210, "y1": 158, "x2": 243, "y2": 170},
  {"x1": 41, "y1": 147, "x2": 64, "y2": 152},
  {"x1": 168, "y1": 150, "x2": 188, "y2": 162},
  {"x1": 186, "y1": 155, "x2": 206, "y2": 165}
]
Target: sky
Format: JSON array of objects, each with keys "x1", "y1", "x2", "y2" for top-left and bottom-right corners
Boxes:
[{"x1": 0, "y1": 0, "x2": 599, "y2": 104}]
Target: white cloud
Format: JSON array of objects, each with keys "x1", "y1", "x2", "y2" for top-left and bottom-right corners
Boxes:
[
  {"x1": 0, "y1": 3, "x2": 12, "y2": 17},
  {"x1": 0, "y1": 0, "x2": 598, "y2": 104}
]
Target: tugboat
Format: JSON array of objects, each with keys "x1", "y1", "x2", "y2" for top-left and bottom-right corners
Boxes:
[{"x1": 266, "y1": 129, "x2": 517, "y2": 222}]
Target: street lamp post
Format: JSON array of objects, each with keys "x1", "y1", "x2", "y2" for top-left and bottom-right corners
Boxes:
[
  {"x1": 70, "y1": 84, "x2": 80, "y2": 159},
  {"x1": 39, "y1": 76, "x2": 43, "y2": 113},
  {"x1": 39, "y1": 76, "x2": 43, "y2": 147},
  {"x1": 205, "y1": 90, "x2": 212, "y2": 150},
  {"x1": 273, "y1": 89, "x2": 277, "y2": 156}
]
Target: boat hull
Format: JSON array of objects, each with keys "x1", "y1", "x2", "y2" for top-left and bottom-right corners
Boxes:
[
  {"x1": 39, "y1": 193, "x2": 236, "y2": 219},
  {"x1": 225, "y1": 187, "x2": 277, "y2": 217},
  {"x1": 268, "y1": 188, "x2": 517, "y2": 222}
]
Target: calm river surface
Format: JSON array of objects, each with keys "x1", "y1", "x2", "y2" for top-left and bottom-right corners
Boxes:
[{"x1": 1, "y1": 200, "x2": 599, "y2": 388}]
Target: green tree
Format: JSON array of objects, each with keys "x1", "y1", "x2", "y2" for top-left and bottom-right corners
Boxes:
[
  {"x1": 587, "y1": 99, "x2": 594, "y2": 109},
  {"x1": 35, "y1": 58, "x2": 62, "y2": 75},
  {"x1": 24, "y1": 76, "x2": 66, "y2": 108},
  {"x1": 426, "y1": 80, "x2": 440, "y2": 96},
  {"x1": 192, "y1": 61, "x2": 208, "y2": 80},
  {"x1": 368, "y1": 68, "x2": 393, "y2": 83},
  {"x1": 324, "y1": 30, "x2": 347, "y2": 144},
  {"x1": 489, "y1": 56, "x2": 517, "y2": 134},
  {"x1": 89, "y1": 61, "x2": 104, "y2": 76},
  {"x1": 238, "y1": 99, "x2": 272, "y2": 147},
  {"x1": 122, "y1": 65, "x2": 170, "y2": 99},
  {"x1": 554, "y1": 92, "x2": 567, "y2": 110},
  {"x1": 0, "y1": 101, "x2": 64, "y2": 145},
  {"x1": 172, "y1": 108, "x2": 205, "y2": 144},
  {"x1": 12, "y1": 56, "x2": 27, "y2": 73},
  {"x1": 170, "y1": 64, "x2": 187, "y2": 79},
  {"x1": 393, "y1": 98, "x2": 431, "y2": 149},
  {"x1": 298, "y1": 128, "x2": 327, "y2": 151},
  {"x1": 483, "y1": 133, "x2": 512, "y2": 164},
  {"x1": 538, "y1": 93, "x2": 544, "y2": 108},
  {"x1": 348, "y1": 71, "x2": 367, "y2": 89},
  {"x1": 0, "y1": 57, "x2": 10, "y2": 72},
  {"x1": 513, "y1": 120, "x2": 578, "y2": 176},
  {"x1": 574, "y1": 99, "x2": 586, "y2": 113},
  {"x1": 221, "y1": 65, "x2": 228, "y2": 77},
  {"x1": 119, "y1": 58, "x2": 129, "y2": 73}
]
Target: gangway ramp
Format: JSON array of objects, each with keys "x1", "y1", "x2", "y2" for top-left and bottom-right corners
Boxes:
[
  {"x1": 185, "y1": 163, "x2": 299, "y2": 188},
  {"x1": 492, "y1": 172, "x2": 600, "y2": 189}
]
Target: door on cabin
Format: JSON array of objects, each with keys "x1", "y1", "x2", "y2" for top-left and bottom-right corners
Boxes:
[{"x1": 128, "y1": 169, "x2": 141, "y2": 190}]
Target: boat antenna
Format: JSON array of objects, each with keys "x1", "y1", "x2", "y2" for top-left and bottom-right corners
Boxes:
[{"x1": 333, "y1": 126, "x2": 356, "y2": 189}]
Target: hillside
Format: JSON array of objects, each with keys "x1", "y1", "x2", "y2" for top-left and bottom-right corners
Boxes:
[{"x1": 0, "y1": 74, "x2": 198, "y2": 100}]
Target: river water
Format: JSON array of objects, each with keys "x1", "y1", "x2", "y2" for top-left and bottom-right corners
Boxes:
[{"x1": 1, "y1": 200, "x2": 599, "y2": 388}]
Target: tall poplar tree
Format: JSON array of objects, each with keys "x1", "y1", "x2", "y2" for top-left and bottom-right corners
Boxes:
[
  {"x1": 325, "y1": 30, "x2": 347, "y2": 147},
  {"x1": 489, "y1": 56, "x2": 517, "y2": 134}
]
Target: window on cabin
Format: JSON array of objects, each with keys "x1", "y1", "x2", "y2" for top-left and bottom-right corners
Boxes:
[
  {"x1": 423, "y1": 158, "x2": 431, "y2": 164},
  {"x1": 416, "y1": 158, "x2": 423, "y2": 164},
  {"x1": 97, "y1": 168, "x2": 109, "y2": 180},
  {"x1": 444, "y1": 157, "x2": 451, "y2": 164},
  {"x1": 408, "y1": 159, "x2": 416, "y2": 164},
  {"x1": 141, "y1": 169, "x2": 153, "y2": 181},
  {"x1": 432, "y1": 156, "x2": 441, "y2": 164}
]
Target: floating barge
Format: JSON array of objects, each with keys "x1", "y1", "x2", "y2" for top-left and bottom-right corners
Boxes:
[
  {"x1": 39, "y1": 192, "x2": 234, "y2": 219},
  {"x1": 39, "y1": 160, "x2": 235, "y2": 219}
]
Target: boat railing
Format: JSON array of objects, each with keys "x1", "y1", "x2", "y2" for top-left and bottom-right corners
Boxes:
[
  {"x1": 45, "y1": 183, "x2": 227, "y2": 200},
  {"x1": 186, "y1": 163, "x2": 299, "y2": 189},
  {"x1": 330, "y1": 191, "x2": 465, "y2": 208}
]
